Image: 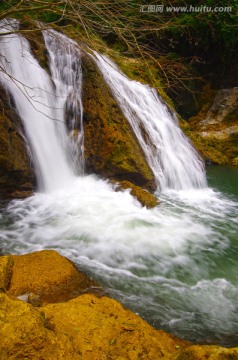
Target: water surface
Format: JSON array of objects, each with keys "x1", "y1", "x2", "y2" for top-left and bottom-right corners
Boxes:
[{"x1": 0, "y1": 166, "x2": 237, "y2": 347}]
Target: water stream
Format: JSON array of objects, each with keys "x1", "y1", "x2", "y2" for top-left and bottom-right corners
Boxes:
[
  {"x1": 0, "y1": 21, "x2": 238, "y2": 347},
  {"x1": 93, "y1": 53, "x2": 207, "y2": 191}
]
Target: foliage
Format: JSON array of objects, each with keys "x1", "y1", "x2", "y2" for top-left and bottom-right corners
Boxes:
[{"x1": 0, "y1": 0, "x2": 237, "y2": 98}]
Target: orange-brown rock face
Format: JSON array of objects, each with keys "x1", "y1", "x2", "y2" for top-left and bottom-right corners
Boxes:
[
  {"x1": 7, "y1": 250, "x2": 96, "y2": 305},
  {"x1": 114, "y1": 180, "x2": 159, "y2": 208},
  {"x1": 40, "y1": 294, "x2": 189, "y2": 360}
]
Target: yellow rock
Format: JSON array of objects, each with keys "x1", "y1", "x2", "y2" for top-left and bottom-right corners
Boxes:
[
  {"x1": 7, "y1": 250, "x2": 96, "y2": 305},
  {"x1": 0, "y1": 293, "x2": 78, "y2": 360},
  {"x1": 0, "y1": 255, "x2": 13, "y2": 291},
  {"x1": 1, "y1": 251, "x2": 238, "y2": 359},
  {"x1": 40, "y1": 294, "x2": 189, "y2": 359},
  {"x1": 171, "y1": 344, "x2": 238, "y2": 360},
  {"x1": 114, "y1": 180, "x2": 159, "y2": 208}
]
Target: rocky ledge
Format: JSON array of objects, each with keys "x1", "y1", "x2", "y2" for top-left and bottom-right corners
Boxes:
[{"x1": 0, "y1": 250, "x2": 238, "y2": 359}]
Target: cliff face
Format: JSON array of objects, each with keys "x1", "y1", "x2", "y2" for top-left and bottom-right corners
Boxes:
[
  {"x1": 82, "y1": 53, "x2": 156, "y2": 192},
  {"x1": 183, "y1": 87, "x2": 238, "y2": 166},
  {"x1": 0, "y1": 85, "x2": 34, "y2": 198}
]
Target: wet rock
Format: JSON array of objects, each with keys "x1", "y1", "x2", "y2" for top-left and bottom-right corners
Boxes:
[
  {"x1": 7, "y1": 250, "x2": 96, "y2": 305},
  {"x1": 82, "y1": 53, "x2": 156, "y2": 192},
  {"x1": 114, "y1": 180, "x2": 159, "y2": 208}
]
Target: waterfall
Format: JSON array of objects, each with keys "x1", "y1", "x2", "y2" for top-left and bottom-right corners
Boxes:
[
  {"x1": 43, "y1": 29, "x2": 84, "y2": 173},
  {"x1": 93, "y1": 53, "x2": 207, "y2": 191},
  {"x1": 0, "y1": 18, "x2": 206, "y2": 193},
  {"x1": 0, "y1": 20, "x2": 82, "y2": 192}
]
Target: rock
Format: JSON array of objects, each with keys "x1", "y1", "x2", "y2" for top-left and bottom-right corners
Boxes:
[
  {"x1": 0, "y1": 85, "x2": 34, "y2": 198},
  {"x1": 82, "y1": 53, "x2": 156, "y2": 192},
  {"x1": 1, "y1": 290, "x2": 237, "y2": 360},
  {"x1": 200, "y1": 88, "x2": 238, "y2": 126},
  {"x1": 114, "y1": 180, "x2": 159, "y2": 208},
  {"x1": 186, "y1": 87, "x2": 238, "y2": 166},
  {"x1": 1, "y1": 251, "x2": 238, "y2": 359},
  {"x1": 9, "y1": 190, "x2": 34, "y2": 198},
  {"x1": 40, "y1": 294, "x2": 189, "y2": 359},
  {"x1": 172, "y1": 344, "x2": 238, "y2": 360},
  {"x1": 0, "y1": 291, "x2": 189, "y2": 360},
  {"x1": 0, "y1": 256, "x2": 13, "y2": 292},
  {"x1": 7, "y1": 250, "x2": 96, "y2": 305},
  {"x1": 0, "y1": 293, "x2": 78, "y2": 360}
]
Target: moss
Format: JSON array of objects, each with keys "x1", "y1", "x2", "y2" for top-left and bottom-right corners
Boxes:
[
  {"x1": 181, "y1": 127, "x2": 229, "y2": 165},
  {"x1": 19, "y1": 17, "x2": 49, "y2": 70},
  {"x1": 104, "y1": 50, "x2": 175, "y2": 108}
]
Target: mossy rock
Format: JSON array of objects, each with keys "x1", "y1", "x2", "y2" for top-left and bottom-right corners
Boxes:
[
  {"x1": 19, "y1": 17, "x2": 49, "y2": 70},
  {"x1": 183, "y1": 86, "x2": 238, "y2": 166},
  {"x1": 0, "y1": 85, "x2": 34, "y2": 198},
  {"x1": 114, "y1": 180, "x2": 158, "y2": 209},
  {"x1": 82, "y1": 53, "x2": 156, "y2": 191}
]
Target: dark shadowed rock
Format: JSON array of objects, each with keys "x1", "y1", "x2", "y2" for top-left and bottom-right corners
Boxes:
[{"x1": 0, "y1": 85, "x2": 34, "y2": 198}]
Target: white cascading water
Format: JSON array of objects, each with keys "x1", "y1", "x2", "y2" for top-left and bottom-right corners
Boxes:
[
  {"x1": 93, "y1": 53, "x2": 207, "y2": 191},
  {"x1": 1, "y1": 20, "x2": 238, "y2": 347},
  {"x1": 0, "y1": 19, "x2": 82, "y2": 191},
  {"x1": 43, "y1": 29, "x2": 84, "y2": 173}
]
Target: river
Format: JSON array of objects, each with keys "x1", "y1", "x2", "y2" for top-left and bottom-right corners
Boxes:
[{"x1": 0, "y1": 165, "x2": 237, "y2": 347}]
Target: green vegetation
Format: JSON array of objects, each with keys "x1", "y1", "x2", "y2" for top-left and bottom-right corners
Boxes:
[{"x1": 1, "y1": 0, "x2": 237, "y2": 98}]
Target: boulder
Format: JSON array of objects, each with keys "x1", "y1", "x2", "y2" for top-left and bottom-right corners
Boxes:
[
  {"x1": 114, "y1": 180, "x2": 159, "y2": 208},
  {"x1": 82, "y1": 53, "x2": 156, "y2": 192},
  {"x1": 7, "y1": 250, "x2": 96, "y2": 305},
  {"x1": 40, "y1": 294, "x2": 189, "y2": 360}
]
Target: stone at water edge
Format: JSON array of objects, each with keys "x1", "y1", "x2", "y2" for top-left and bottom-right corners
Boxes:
[
  {"x1": 113, "y1": 179, "x2": 159, "y2": 208},
  {"x1": 7, "y1": 250, "x2": 97, "y2": 305},
  {"x1": 0, "y1": 250, "x2": 238, "y2": 359}
]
